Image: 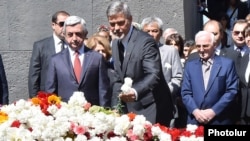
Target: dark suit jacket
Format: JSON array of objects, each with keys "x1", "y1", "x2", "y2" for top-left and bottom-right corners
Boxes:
[
  {"x1": 238, "y1": 53, "x2": 250, "y2": 117},
  {"x1": 112, "y1": 27, "x2": 175, "y2": 126},
  {"x1": 181, "y1": 55, "x2": 239, "y2": 125},
  {"x1": 28, "y1": 36, "x2": 56, "y2": 98},
  {"x1": 45, "y1": 46, "x2": 110, "y2": 107},
  {"x1": 0, "y1": 54, "x2": 8, "y2": 105},
  {"x1": 200, "y1": 0, "x2": 227, "y2": 20}
]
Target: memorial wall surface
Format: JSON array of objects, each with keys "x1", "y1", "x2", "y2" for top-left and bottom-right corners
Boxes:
[{"x1": 0, "y1": 0, "x2": 185, "y2": 103}]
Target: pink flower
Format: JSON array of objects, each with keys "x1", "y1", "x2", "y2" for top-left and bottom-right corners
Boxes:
[
  {"x1": 126, "y1": 129, "x2": 139, "y2": 140},
  {"x1": 70, "y1": 122, "x2": 77, "y2": 130},
  {"x1": 84, "y1": 102, "x2": 91, "y2": 111},
  {"x1": 73, "y1": 125, "x2": 86, "y2": 135}
]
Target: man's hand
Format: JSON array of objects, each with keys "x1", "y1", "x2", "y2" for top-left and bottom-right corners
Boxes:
[{"x1": 119, "y1": 90, "x2": 136, "y2": 102}]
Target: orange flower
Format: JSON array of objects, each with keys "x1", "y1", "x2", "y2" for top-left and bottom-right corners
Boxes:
[
  {"x1": 127, "y1": 112, "x2": 136, "y2": 121},
  {"x1": 48, "y1": 95, "x2": 61, "y2": 105},
  {"x1": 31, "y1": 97, "x2": 40, "y2": 106},
  {"x1": 0, "y1": 111, "x2": 8, "y2": 124}
]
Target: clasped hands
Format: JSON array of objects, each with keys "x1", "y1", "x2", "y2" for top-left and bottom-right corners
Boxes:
[
  {"x1": 119, "y1": 90, "x2": 136, "y2": 102},
  {"x1": 193, "y1": 109, "x2": 215, "y2": 124}
]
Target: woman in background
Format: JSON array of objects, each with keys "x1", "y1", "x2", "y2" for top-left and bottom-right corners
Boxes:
[
  {"x1": 86, "y1": 35, "x2": 116, "y2": 107},
  {"x1": 165, "y1": 33, "x2": 185, "y2": 67}
]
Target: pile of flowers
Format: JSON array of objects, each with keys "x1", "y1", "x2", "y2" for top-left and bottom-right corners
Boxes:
[{"x1": 0, "y1": 91, "x2": 204, "y2": 141}]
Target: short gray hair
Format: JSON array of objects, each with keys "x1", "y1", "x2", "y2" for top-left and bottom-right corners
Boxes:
[
  {"x1": 106, "y1": 1, "x2": 132, "y2": 19},
  {"x1": 195, "y1": 30, "x2": 215, "y2": 45},
  {"x1": 141, "y1": 16, "x2": 163, "y2": 31},
  {"x1": 63, "y1": 16, "x2": 88, "y2": 35}
]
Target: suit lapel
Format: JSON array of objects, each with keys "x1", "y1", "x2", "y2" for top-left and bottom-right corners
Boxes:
[
  {"x1": 240, "y1": 54, "x2": 249, "y2": 85},
  {"x1": 80, "y1": 47, "x2": 92, "y2": 84},
  {"x1": 122, "y1": 28, "x2": 136, "y2": 74},
  {"x1": 61, "y1": 49, "x2": 76, "y2": 81},
  {"x1": 48, "y1": 36, "x2": 56, "y2": 54},
  {"x1": 112, "y1": 39, "x2": 124, "y2": 79},
  {"x1": 194, "y1": 60, "x2": 206, "y2": 94},
  {"x1": 205, "y1": 56, "x2": 221, "y2": 93}
]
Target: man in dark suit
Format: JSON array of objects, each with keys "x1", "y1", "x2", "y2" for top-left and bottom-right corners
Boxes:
[
  {"x1": 238, "y1": 23, "x2": 250, "y2": 125},
  {"x1": 45, "y1": 16, "x2": 110, "y2": 107},
  {"x1": 238, "y1": 52, "x2": 250, "y2": 125},
  {"x1": 28, "y1": 11, "x2": 70, "y2": 98},
  {"x1": 181, "y1": 30, "x2": 239, "y2": 125},
  {"x1": 0, "y1": 54, "x2": 8, "y2": 105},
  {"x1": 106, "y1": 1, "x2": 175, "y2": 126},
  {"x1": 199, "y1": 0, "x2": 227, "y2": 20},
  {"x1": 230, "y1": 19, "x2": 249, "y2": 58}
]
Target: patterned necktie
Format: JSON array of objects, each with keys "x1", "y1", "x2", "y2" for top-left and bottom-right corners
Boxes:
[
  {"x1": 74, "y1": 51, "x2": 81, "y2": 83},
  {"x1": 236, "y1": 47, "x2": 242, "y2": 57},
  {"x1": 203, "y1": 60, "x2": 211, "y2": 90}
]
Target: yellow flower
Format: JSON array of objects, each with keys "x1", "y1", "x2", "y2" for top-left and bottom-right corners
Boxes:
[
  {"x1": 0, "y1": 111, "x2": 8, "y2": 124},
  {"x1": 48, "y1": 95, "x2": 61, "y2": 105}
]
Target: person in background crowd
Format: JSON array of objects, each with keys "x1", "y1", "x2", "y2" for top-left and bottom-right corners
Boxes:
[
  {"x1": 183, "y1": 40, "x2": 196, "y2": 60},
  {"x1": 165, "y1": 33, "x2": 185, "y2": 67},
  {"x1": 141, "y1": 16, "x2": 184, "y2": 127},
  {"x1": 188, "y1": 20, "x2": 239, "y2": 67},
  {"x1": 181, "y1": 30, "x2": 239, "y2": 125},
  {"x1": 245, "y1": 13, "x2": 250, "y2": 24},
  {"x1": 230, "y1": 19, "x2": 249, "y2": 58},
  {"x1": 28, "y1": 11, "x2": 70, "y2": 98},
  {"x1": 45, "y1": 16, "x2": 110, "y2": 107},
  {"x1": 238, "y1": 23, "x2": 250, "y2": 125},
  {"x1": 0, "y1": 54, "x2": 8, "y2": 105},
  {"x1": 198, "y1": 0, "x2": 227, "y2": 20},
  {"x1": 86, "y1": 34, "x2": 116, "y2": 107},
  {"x1": 96, "y1": 25, "x2": 112, "y2": 43},
  {"x1": 162, "y1": 28, "x2": 178, "y2": 42},
  {"x1": 106, "y1": 1, "x2": 175, "y2": 126},
  {"x1": 226, "y1": 0, "x2": 249, "y2": 31},
  {"x1": 245, "y1": 25, "x2": 250, "y2": 47},
  {"x1": 217, "y1": 12, "x2": 233, "y2": 47}
]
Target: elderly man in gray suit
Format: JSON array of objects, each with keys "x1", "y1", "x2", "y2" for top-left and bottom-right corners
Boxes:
[
  {"x1": 28, "y1": 11, "x2": 70, "y2": 98},
  {"x1": 141, "y1": 16, "x2": 184, "y2": 128}
]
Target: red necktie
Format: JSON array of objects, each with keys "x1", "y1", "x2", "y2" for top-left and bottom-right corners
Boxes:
[{"x1": 74, "y1": 51, "x2": 81, "y2": 83}]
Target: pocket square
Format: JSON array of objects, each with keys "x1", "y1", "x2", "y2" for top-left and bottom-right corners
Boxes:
[{"x1": 164, "y1": 63, "x2": 172, "y2": 69}]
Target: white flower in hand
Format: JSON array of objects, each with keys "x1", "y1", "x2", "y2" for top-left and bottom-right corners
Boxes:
[{"x1": 121, "y1": 77, "x2": 133, "y2": 94}]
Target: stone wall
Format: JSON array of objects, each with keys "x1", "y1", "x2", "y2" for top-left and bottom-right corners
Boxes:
[{"x1": 0, "y1": 0, "x2": 185, "y2": 103}]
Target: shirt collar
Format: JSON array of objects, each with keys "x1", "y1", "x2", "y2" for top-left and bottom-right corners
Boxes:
[
  {"x1": 120, "y1": 25, "x2": 133, "y2": 47},
  {"x1": 53, "y1": 33, "x2": 62, "y2": 44},
  {"x1": 68, "y1": 45, "x2": 85, "y2": 56},
  {"x1": 200, "y1": 55, "x2": 214, "y2": 65}
]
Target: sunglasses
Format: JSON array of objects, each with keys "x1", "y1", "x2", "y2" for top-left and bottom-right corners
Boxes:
[
  {"x1": 56, "y1": 21, "x2": 64, "y2": 27},
  {"x1": 233, "y1": 31, "x2": 244, "y2": 36}
]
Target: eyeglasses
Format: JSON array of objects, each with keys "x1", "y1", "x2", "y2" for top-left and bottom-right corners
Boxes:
[
  {"x1": 233, "y1": 31, "x2": 244, "y2": 36},
  {"x1": 56, "y1": 21, "x2": 64, "y2": 27}
]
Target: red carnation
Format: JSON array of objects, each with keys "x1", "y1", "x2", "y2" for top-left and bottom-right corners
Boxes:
[{"x1": 11, "y1": 120, "x2": 21, "y2": 128}]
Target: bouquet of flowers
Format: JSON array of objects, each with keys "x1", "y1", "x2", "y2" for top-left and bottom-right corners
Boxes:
[{"x1": 0, "y1": 91, "x2": 204, "y2": 141}]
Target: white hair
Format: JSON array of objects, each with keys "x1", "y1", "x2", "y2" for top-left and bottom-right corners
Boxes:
[
  {"x1": 195, "y1": 30, "x2": 215, "y2": 45},
  {"x1": 163, "y1": 28, "x2": 178, "y2": 39},
  {"x1": 63, "y1": 16, "x2": 88, "y2": 34}
]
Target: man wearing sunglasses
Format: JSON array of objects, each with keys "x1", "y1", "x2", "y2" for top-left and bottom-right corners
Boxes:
[
  {"x1": 28, "y1": 11, "x2": 70, "y2": 98},
  {"x1": 230, "y1": 19, "x2": 249, "y2": 57}
]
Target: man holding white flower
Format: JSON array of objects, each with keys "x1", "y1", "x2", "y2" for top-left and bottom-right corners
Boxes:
[{"x1": 106, "y1": 1, "x2": 175, "y2": 126}]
